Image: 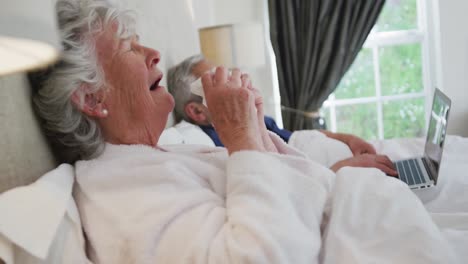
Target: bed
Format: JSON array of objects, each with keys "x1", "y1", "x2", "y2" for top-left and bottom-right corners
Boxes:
[
  {"x1": 343, "y1": 134, "x2": 467, "y2": 262},
  {"x1": 373, "y1": 136, "x2": 468, "y2": 261},
  {"x1": 0, "y1": 0, "x2": 467, "y2": 263},
  {"x1": 161, "y1": 123, "x2": 468, "y2": 262}
]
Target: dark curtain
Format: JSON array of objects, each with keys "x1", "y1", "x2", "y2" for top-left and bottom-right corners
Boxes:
[{"x1": 269, "y1": 0, "x2": 386, "y2": 131}]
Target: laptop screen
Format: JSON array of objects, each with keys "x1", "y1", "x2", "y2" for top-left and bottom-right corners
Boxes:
[{"x1": 423, "y1": 89, "x2": 451, "y2": 183}]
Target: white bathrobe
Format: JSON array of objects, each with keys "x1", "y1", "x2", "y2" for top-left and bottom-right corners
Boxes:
[{"x1": 74, "y1": 133, "x2": 456, "y2": 264}]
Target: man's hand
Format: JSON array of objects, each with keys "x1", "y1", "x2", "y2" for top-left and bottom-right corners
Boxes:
[
  {"x1": 330, "y1": 154, "x2": 398, "y2": 176},
  {"x1": 202, "y1": 67, "x2": 264, "y2": 155},
  {"x1": 346, "y1": 135, "x2": 377, "y2": 156}
]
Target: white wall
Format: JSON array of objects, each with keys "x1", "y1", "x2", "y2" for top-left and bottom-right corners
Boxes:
[
  {"x1": 212, "y1": 0, "x2": 262, "y2": 24},
  {"x1": 430, "y1": 0, "x2": 468, "y2": 136},
  {"x1": 190, "y1": 0, "x2": 215, "y2": 28},
  {"x1": 190, "y1": 0, "x2": 282, "y2": 124},
  {"x1": 117, "y1": 0, "x2": 200, "y2": 76}
]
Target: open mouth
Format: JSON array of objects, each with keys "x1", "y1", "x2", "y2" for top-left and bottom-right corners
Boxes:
[{"x1": 150, "y1": 76, "x2": 162, "y2": 91}]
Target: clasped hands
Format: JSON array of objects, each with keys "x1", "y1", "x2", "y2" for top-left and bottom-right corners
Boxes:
[
  {"x1": 202, "y1": 67, "x2": 397, "y2": 176},
  {"x1": 201, "y1": 67, "x2": 277, "y2": 155}
]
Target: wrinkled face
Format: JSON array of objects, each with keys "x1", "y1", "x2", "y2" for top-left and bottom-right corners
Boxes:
[{"x1": 95, "y1": 23, "x2": 175, "y2": 146}]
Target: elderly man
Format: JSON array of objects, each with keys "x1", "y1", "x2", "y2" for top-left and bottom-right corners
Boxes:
[
  {"x1": 168, "y1": 55, "x2": 292, "y2": 144},
  {"x1": 167, "y1": 54, "x2": 397, "y2": 175}
]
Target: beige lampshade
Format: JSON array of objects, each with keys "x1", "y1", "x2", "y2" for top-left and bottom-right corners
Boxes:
[
  {"x1": 0, "y1": 0, "x2": 61, "y2": 76},
  {"x1": 199, "y1": 23, "x2": 266, "y2": 68}
]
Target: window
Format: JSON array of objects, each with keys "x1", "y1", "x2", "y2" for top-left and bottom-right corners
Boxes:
[{"x1": 321, "y1": 0, "x2": 430, "y2": 140}]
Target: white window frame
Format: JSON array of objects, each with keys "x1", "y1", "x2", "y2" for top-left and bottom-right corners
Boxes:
[{"x1": 322, "y1": 0, "x2": 433, "y2": 140}]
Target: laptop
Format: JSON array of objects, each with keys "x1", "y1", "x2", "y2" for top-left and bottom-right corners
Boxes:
[{"x1": 393, "y1": 88, "x2": 451, "y2": 190}]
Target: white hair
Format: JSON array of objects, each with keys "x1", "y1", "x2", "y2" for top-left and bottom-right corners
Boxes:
[
  {"x1": 167, "y1": 54, "x2": 205, "y2": 123},
  {"x1": 33, "y1": 0, "x2": 135, "y2": 162}
]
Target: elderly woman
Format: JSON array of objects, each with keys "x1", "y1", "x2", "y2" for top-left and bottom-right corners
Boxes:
[{"x1": 33, "y1": 0, "x2": 455, "y2": 263}]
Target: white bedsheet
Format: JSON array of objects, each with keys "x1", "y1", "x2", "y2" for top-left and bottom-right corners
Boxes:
[
  {"x1": 371, "y1": 136, "x2": 468, "y2": 213},
  {"x1": 291, "y1": 132, "x2": 468, "y2": 263},
  {"x1": 290, "y1": 132, "x2": 468, "y2": 212},
  {"x1": 73, "y1": 133, "x2": 463, "y2": 263},
  {"x1": 160, "y1": 124, "x2": 467, "y2": 262},
  {"x1": 373, "y1": 136, "x2": 468, "y2": 263}
]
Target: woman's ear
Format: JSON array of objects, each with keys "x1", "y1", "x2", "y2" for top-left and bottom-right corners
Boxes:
[
  {"x1": 71, "y1": 85, "x2": 108, "y2": 118},
  {"x1": 185, "y1": 102, "x2": 208, "y2": 125}
]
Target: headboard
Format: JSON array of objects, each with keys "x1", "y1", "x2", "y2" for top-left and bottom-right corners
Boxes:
[
  {"x1": 0, "y1": 74, "x2": 57, "y2": 193},
  {"x1": 0, "y1": 0, "x2": 200, "y2": 193}
]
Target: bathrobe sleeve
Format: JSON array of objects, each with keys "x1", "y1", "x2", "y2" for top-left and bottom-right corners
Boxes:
[
  {"x1": 75, "y1": 135, "x2": 334, "y2": 264},
  {"x1": 153, "y1": 150, "x2": 332, "y2": 264}
]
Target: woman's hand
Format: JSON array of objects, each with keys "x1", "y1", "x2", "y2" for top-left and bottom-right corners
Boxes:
[
  {"x1": 202, "y1": 67, "x2": 265, "y2": 155},
  {"x1": 330, "y1": 153, "x2": 398, "y2": 176},
  {"x1": 240, "y1": 73, "x2": 278, "y2": 153}
]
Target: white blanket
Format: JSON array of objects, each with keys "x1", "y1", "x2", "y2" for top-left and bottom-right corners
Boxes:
[
  {"x1": 373, "y1": 136, "x2": 468, "y2": 263},
  {"x1": 290, "y1": 131, "x2": 468, "y2": 263},
  {"x1": 74, "y1": 133, "x2": 457, "y2": 264},
  {"x1": 0, "y1": 164, "x2": 90, "y2": 264}
]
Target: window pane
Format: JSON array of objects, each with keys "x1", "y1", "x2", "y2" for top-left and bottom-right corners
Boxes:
[
  {"x1": 376, "y1": 0, "x2": 418, "y2": 32},
  {"x1": 380, "y1": 44, "x2": 423, "y2": 96},
  {"x1": 383, "y1": 97, "x2": 425, "y2": 139},
  {"x1": 336, "y1": 103, "x2": 378, "y2": 140},
  {"x1": 335, "y1": 48, "x2": 375, "y2": 99}
]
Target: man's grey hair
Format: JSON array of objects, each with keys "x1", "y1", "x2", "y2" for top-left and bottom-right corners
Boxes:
[
  {"x1": 32, "y1": 0, "x2": 135, "y2": 162},
  {"x1": 167, "y1": 54, "x2": 205, "y2": 123}
]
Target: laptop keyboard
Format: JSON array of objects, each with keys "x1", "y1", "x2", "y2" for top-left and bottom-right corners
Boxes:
[{"x1": 394, "y1": 159, "x2": 426, "y2": 185}]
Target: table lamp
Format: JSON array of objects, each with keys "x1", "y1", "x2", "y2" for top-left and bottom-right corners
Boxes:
[{"x1": 198, "y1": 23, "x2": 266, "y2": 69}]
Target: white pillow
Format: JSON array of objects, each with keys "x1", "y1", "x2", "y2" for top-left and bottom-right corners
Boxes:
[
  {"x1": 158, "y1": 127, "x2": 185, "y2": 145},
  {"x1": 0, "y1": 164, "x2": 91, "y2": 264},
  {"x1": 159, "y1": 120, "x2": 215, "y2": 147}
]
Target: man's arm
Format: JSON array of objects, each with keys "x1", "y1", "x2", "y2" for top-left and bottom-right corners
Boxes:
[
  {"x1": 317, "y1": 130, "x2": 397, "y2": 175},
  {"x1": 319, "y1": 130, "x2": 377, "y2": 156},
  {"x1": 330, "y1": 153, "x2": 397, "y2": 176}
]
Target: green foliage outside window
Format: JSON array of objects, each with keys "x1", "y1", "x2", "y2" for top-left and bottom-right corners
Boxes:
[
  {"x1": 380, "y1": 44, "x2": 423, "y2": 96},
  {"x1": 383, "y1": 98, "x2": 425, "y2": 138},
  {"x1": 376, "y1": 0, "x2": 418, "y2": 32},
  {"x1": 336, "y1": 103, "x2": 379, "y2": 140},
  {"x1": 325, "y1": 0, "x2": 426, "y2": 140},
  {"x1": 335, "y1": 49, "x2": 376, "y2": 99}
]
